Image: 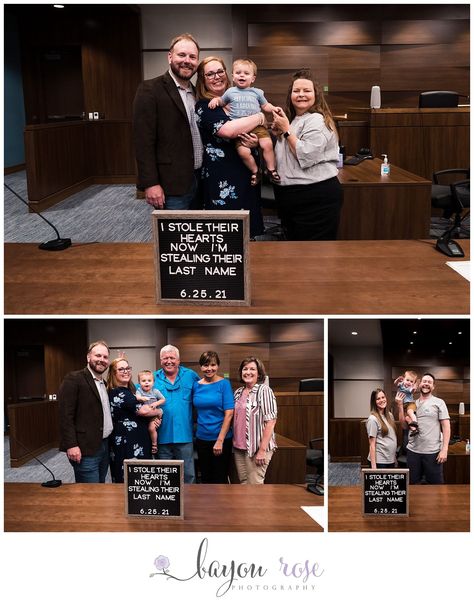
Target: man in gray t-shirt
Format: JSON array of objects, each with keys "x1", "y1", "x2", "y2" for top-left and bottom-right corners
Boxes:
[{"x1": 405, "y1": 373, "x2": 450, "y2": 484}]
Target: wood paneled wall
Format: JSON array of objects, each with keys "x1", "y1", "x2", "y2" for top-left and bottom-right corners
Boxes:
[
  {"x1": 14, "y1": 5, "x2": 141, "y2": 124},
  {"x1": 388, "y1": 365, "x2": 470, "y2": 424},
  {"x1": 275, "y1": 392, "x2": 323, "y2": 444},
  {"x1": 234, "y1": 5, "x2": 470, "y2": 115},
  {"x1": 163, "y1": 320, "x2": 324, "y2": 392},
  {"x1": 4, "y1": 320, "x2": 88, "y2": 407},
  {"x1": 329, "y1": 418, "x2": 361, "y2": 462}
]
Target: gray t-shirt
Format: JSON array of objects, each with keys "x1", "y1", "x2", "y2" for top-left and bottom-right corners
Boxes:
[
  {"x1": 366, "y1": 413, "x2": 397, "y2": 464},
  {"x1": 274, "y1": 112, "x2": 339, "y2": 185},
  {"x1": 221, "y1": 86, "x2": 267, "y2": 119},
  {"x1": 407, "y1": 395, "x2": 450, "y2": 454}
]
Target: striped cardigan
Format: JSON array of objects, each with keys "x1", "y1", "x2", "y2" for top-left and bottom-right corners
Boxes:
[{"x1": 234, "y1": 383, "x2": 278, "y2": 457}]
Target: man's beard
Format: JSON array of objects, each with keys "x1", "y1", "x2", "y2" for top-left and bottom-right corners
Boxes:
[
  {"x1": 171, "y1": 62, "x2": 195, "y2": 81},
  {"x1": 89, "y1": 360, "x2": 108, "y2": 375}
]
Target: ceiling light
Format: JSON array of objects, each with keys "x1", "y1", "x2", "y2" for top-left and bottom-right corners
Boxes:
[
  {"x1": 412, "y1": 331, "x2": 417, "y2": 334},
  {"x1": 351, "y1": 331, "x2": 358, "y2": 336},
  {"x1": 53, "y1": 4, "x2": 65, "y2": 8}
]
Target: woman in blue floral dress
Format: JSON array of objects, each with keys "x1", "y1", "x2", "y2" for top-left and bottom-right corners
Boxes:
[
  {"x1": 107, "y1": 357, "x2": 164, "y2": 483},
  {"x1": 195, "y1": 56, "x2": 264, "y2": 238}
]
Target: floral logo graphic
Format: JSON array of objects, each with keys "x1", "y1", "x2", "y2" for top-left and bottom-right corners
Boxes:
[
  {"x1": 153, "y1": 555, "x2": 170, "y2": 573},
  {"x1": 148, "y1": 538, "x2": 323, "y2": 597}
]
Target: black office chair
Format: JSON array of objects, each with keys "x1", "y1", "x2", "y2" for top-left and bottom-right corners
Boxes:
[
  {"x1": 431, "y1": 168, "x2": 470, "y2": 238},
  {"x1": 419, "y1": 90, "x2": 459, "y2": 108},
  {"x1": 258, "y1": 182, "x2": 285, "y2": 240},
  {"x1": 306, "y1": 437, "x2": 324, "y2": 495}
]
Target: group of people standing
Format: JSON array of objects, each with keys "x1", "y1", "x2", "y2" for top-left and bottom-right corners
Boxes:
[
  {"x1": 59, "y1": 340, "x2": 278, "y2": 486},
  {"x1": 133, "y1": 32, "x2": 343, "y2": 241},
  {"x1": 366, "y1": 372, "x2": 451, "y2": 484}
]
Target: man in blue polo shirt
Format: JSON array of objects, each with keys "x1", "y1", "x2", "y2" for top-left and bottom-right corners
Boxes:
[{"x1": 154, "y1": 344, "x2": 199, "y2": 483}]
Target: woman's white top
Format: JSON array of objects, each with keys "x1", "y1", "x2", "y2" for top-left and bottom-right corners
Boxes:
[{"x1": 274, "y1": 112, "x2": 339, "y2": 186}]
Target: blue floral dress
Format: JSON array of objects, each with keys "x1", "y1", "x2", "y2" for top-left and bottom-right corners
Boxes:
[
  {"x1": 109, "y1": 386, "x2": 152, "y2": 483},
  {"x1": 195, "y1": 100, "x2": 264, "y2": 237}
]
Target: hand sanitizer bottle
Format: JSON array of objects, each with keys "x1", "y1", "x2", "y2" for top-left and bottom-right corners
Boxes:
[
  {"x1": 381, "y1": 154, "x2": 390, "y2": 175},
  {"x1": 337, "y1": 146, "x2": 344, "y2": 168}
]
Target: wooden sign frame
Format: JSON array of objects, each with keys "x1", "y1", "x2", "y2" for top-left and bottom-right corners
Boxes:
[
  {"x1": 152, "y1": 210, "x2": 251, "y2": 306},
  {"x1": 124, "y1": 459, "x2": 184, "y2": 519},
  {"x1": 361, "y1": 468, "x2": 409, "y2": 517}
]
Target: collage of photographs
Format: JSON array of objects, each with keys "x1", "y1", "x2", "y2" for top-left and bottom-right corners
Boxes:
[{"x1": 3, "y1": 3, "x2": 471, "y2": 599}]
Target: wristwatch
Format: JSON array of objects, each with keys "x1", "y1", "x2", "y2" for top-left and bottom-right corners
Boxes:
[{"x1": 283, "y1": 130, "x2": 291, "y2": 138}]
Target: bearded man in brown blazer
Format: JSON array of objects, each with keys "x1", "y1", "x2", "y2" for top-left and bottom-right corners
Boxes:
[
  {"x1": 133, "y1": 33, "x2": 203, "y2": 210},
  {"x1": 59, "y1": 340, "x2": 113, "y2": 483}
]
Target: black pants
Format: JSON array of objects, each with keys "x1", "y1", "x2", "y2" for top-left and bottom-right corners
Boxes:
[
  {"x1": 195, "y1": 437, "x2": 233, "y2": 483},
  {"x1": 273, "y1": 176, "x2": 343, "y2": 240},
  {"x1": 407, "y1": 449, "x2": 444, "y2": 484}
]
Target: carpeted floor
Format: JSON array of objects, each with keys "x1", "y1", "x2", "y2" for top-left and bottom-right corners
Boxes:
[
  {"x1": 5, "y1": 170, "x2": 466, "y2": 243},
  {"x1": 328, "y1": 462, "x2": 361, "y2": 486},
  {"x1": 4, "y1": 434, "x2": 80, "y2": 483},
  {"x1": 3, "y1": 171, "x2": 284, "y2": 242},
  {"x1": 4, "y1": 171, "x2": 153, "y2": 243}
]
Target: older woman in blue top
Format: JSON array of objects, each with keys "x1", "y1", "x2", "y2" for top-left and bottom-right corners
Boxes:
[{"x1": 192, "y1": 351, "x2": 234, "y2": 483}]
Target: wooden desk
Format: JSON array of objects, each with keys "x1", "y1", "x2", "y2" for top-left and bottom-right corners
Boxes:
[
  {"x1": 4, "y1": 240, "x2": 469, "y2": 315},
  {"x1": 445, "y1": 441, "x2": 471, "y2": 484},
  {"x1": 260, "y1": 434, "x2": 307, "y2": 484},
  {"x1": 337, "y1": 159, "x2": 431, "y2": 239},
  {"x1": 328, "y1": 484, "x2": 469, "y2": 532},
  {"x1": 347, "y1": 107, "x2": 470, "y2": 179},
  {"x1": 3, "y1": 482, "x2": 323, "y2": 532}
]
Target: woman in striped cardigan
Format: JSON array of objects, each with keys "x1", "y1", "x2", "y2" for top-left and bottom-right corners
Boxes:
[{"x1": 232, "y1": 356, "x2": 277, "y2": 484}]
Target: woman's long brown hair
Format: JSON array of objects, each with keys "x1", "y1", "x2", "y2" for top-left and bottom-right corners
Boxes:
[{"x1": 369, "y1": 388, "x2": 395, "y2": 437}]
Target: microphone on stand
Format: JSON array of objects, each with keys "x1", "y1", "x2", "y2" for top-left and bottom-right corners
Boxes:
[
  {"x1": 4, "y1": 182, "x2": 71, "y2": 251},
  {"x1": 9, "y1": 433, "x2": 62, "y2": 488}
]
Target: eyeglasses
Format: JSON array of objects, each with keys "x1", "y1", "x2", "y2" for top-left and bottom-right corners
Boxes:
[
  {"x1": 117, "y1": 367, "x2": 132, "y2": 373},
  {"x1": 204, "y1": 69, "x2": 225, "y2": 80}
]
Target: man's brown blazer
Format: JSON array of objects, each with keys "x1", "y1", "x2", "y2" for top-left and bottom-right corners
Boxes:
[
  {"x1": 58, "y1": 368, "x2": 107, "y2": 456},
  {"x1": 132, "y1": 71, "x2": 195, "y2": 195}
]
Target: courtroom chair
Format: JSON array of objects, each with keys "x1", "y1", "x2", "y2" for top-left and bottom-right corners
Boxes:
[
  {"x1": 431, "y1": 169, "x2": 470, "y2": 237},
  {"x1": 260, "y1": 182, "x2": 285, "y2": 239},
  {"x1": 306, "y1": 437, "x2": 324, "y2": 495},
  {"x1": 419, "y1": 90, "x2": 459, "y2": 108}
]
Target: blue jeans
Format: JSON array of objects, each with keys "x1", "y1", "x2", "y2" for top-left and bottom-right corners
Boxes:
[
  {"x1": 158, "y1": 442, "x2": 195, "y2": 483},
  {"x1": 165, "y1": 170, "x2": 200, "y2": 210},
  {"x1": 70, "y1": 439, "x2": 109, "y2": 483}
]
